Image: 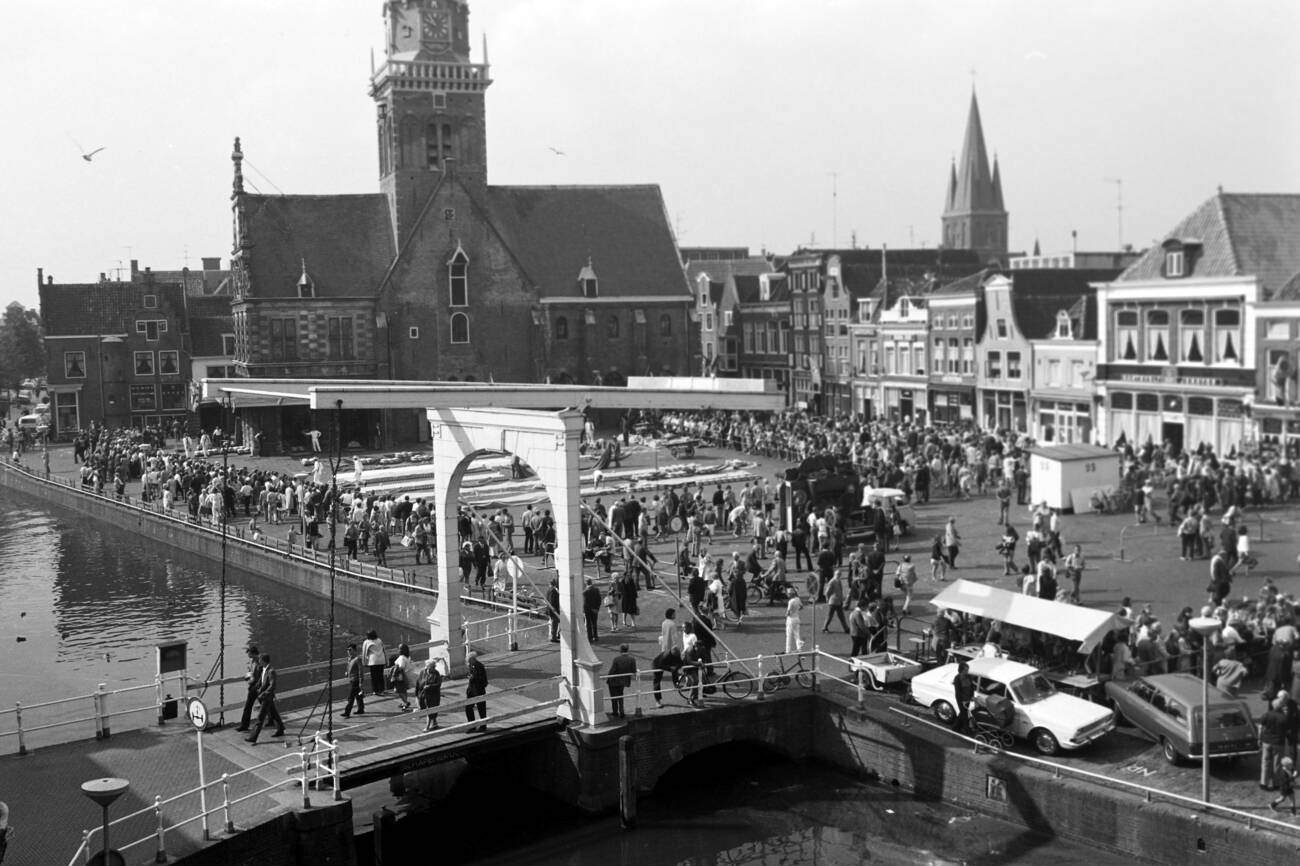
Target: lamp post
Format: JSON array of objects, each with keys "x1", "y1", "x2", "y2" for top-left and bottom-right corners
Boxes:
[
  {"x1": 216, "y1": 391, "x2": 233, "y2": 728},
  {"x1": 80, "y1": 777, "x2": 129, "y2": 866},
  {"x1": 1189, "y1": 615, "x2": 1222, "y2": 804}
]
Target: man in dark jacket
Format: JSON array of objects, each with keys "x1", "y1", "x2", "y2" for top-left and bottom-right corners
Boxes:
[
  {"x1": 1260, "y1": 694, "x2": 1289, "y2": 789},
  {"x1": 464, "y1": 651, "x2": 488, "y2": 731},
  {"x1": 953, "y1": 662, "x2": 976, "y2": 733},
  {"x1": 582, "y1": 578, "x2": 602, "y2": 642},
  {"x1": 606, "y1": 645, "x2": 638, "y2": 718},
  {"x1": 245, "y1": 654, "x2": 284, "y2": 743},
  {"x1": 235, "y1": 645, "x2": 264, "y2": 731},
  {"x1": 546, "y1": 579, "x2": 562, "y2": 642},
  {"x1": 650, "y1": 646, "x2": 683, "y2": 707}
]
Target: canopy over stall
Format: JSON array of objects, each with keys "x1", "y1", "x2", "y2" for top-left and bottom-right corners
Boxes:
[{"x1": 929, "y1": 579, "x2": 1127, "y2": 654}]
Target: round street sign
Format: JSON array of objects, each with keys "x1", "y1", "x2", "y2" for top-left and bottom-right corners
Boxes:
[{"x1": 188, "y1": 698, "x2": 209, "y2": 730}]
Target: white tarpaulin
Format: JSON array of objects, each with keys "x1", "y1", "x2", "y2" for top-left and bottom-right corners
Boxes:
[{"x1": 929, "y1": 579, "x2": 1127, "y2": 654}]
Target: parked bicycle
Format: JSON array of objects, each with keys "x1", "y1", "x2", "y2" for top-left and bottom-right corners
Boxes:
[
  {"x1": 762, "y1": 653, "x2": 814, "y2": 693},
  {"x1": 677, "y1": 654, "x2": 756, "y2": 704}
]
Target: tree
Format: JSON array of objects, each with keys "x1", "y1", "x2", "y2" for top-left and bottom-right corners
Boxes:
[{"x1": 0, "y1": 302, "x2": 45, "y2": 392}]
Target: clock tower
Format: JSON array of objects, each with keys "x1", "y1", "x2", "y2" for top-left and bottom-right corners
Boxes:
[{"x1": 373, "y1": 0, "x2": 490, "y2": 240}]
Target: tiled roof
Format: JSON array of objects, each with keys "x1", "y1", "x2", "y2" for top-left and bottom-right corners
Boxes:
[
  {"x1": 932, "y1": 267, "x2": 993, "y2": 297},
  {"x1": 1118, "y1": 193, "x2": 1300, "y2": 296},
  {"x1": 186, "y1": 295, "x2": 234, "y2": 356},
  {"x1": 683, "y1": 255, "x2": 772, "y2": 287},
  {"x1": 40, "y1": 282, "x2": 188, "y2": 336},
  {"x1": 240, "y1": 194, "x2": 394, "y2": 298},
  {"x1": 1275, "y1": 269, "x2": 1300, "y2": 301},
  {"x1": 733, "y1": 274, "x2": 763, "y2": 304},
  {"x1": 1007, "y1": 269, "x2": 1117, "y2": 342},
  {"x1": 486, "y1": 185, "x2": 690, "y2": 299}
]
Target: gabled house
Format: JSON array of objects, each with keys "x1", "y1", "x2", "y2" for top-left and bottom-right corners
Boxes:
[
  {"x1": 686, "y1": 251, "x2": 773, "y2": 376},
  {"x1": 1097, "y1": 191, "x2": 1300, "y2": 454},
  {"x1": 737, "y1": 273, "x2": 791, "y2": 397},
  {"x1": 927, "y1": 268, "x2": 991, "y2": 425},
  {"x1": 1028, "y1": 293, "x2": 1101, "y2": 444}
]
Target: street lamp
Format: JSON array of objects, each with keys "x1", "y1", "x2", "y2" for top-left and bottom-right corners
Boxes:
[
  {"x1": 80, "y1": 777, "x2": 129, "y2": 866},
  {"x1": 216, "y1": 391, "x2": 233, "y2": 727},
  {"x1": 1189, "y1": 615, "x2": 1222, "y2": 804}
]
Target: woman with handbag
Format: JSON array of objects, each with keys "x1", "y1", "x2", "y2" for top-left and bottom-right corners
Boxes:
[{"x1": 417, "y1": 656, "x2": 443, "y2": 731}]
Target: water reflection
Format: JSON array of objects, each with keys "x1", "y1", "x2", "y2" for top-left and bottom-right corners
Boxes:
[{"x1": 0, "y1": 490, "x2": 425, "y2": 703}]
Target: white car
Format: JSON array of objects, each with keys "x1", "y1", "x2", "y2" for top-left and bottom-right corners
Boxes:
[{"x1": 909, "y1": 657, "x2": 1115, "y2": 755}]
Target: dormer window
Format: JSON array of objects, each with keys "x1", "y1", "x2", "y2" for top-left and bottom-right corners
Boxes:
[
  {"x1": 1055, "y1": 311, "x2": 1071, "y2": 339},
  {"x1": 1165, "y1": 251, "x2": 1185, "y2": 278},
  {"x1": 578, "y1": 259, "x2": 599, "y2": 298},
  {"x1": 297, "y1": 259, "x2": 314, "y2": 299}
]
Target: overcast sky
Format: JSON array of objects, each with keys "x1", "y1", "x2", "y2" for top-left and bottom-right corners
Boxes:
[{"x1": 2, "y1": 0, "x2": 1297, "y2": 310}]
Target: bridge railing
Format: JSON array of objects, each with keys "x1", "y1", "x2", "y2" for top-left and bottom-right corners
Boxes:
[
  {"x1": 64, "y1": 737, "x2": 338, "y2": 866},
  {"x1": 0, "y1": 673, "x2": 189, "y2": 757},
  {"x1": 594, "y1": 650, "x2": 825, "y2": 717},
  {"x1": 887, "y1": 704, "x2": 1300, "y2": 839}
]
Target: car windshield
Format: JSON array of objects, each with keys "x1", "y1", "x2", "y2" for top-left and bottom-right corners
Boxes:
[{"x1": 1009, "y1": 673, "x2": 1057, "y2": 704}]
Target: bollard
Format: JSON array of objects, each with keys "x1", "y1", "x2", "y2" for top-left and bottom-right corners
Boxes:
[
  {"x1": 856, "y1": 664, "x2": 866, "y2": 708},
  {"x1": 301, "y1": 747, "x2": 312, "y2": 808},
  {"x1": 97, "y1": 683, "x2": 111, "y2": 738},
  {"x1": 82, "y1": 828, "x2": 93, "y2": 865},
  {"x1": 633, "y1": 669, "x2": 643, "y2": 717},
  {"x1": 332, "y1": 739, "x2": 342, "y2": 802},
  {"x1": 618, "y1": 735, "x2": 636, "y2": 830},
  {"x1": 92, "y1": 686, "x2": 104, "y2": 740},
  {"x1": 153, "y1": 795, "x2": 167, "y2": 863},
  {"x1": 812, "y1": 646, "x2": 819, "y2": 693},
  {"x1": 221, "y1": 773, "x2": 234, "y2": 833},
  {"x1": 756, "y1": 655, "x2": 765, "y2": 701},
  {"x1": 15, "y1": 703, "x2": 26, "y2": 755}
]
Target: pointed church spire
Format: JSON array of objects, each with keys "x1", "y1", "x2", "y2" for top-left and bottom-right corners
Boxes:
[
  {"x1": 940, "y1": 88, "x2": 1008, "y2": 262},
  {"x1": 1032, "y1": 237, "x2": 1041, "y2": 256},
  {"x1": 951, "y1": 90, "x2": 996, "y2": 213},
  {"x1": 947, "y1": 159, "x2": 958, "y2": 211},
  {"x1": 991, "y1": 153, "x2": 1004, "y2": 210}
]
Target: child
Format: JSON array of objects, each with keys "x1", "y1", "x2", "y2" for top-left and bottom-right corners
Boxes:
[
  {"x1": 1233, "y1": 524, "x2": 1257, "y2": 574},
  {"x1": 1271, "y1": 756, "x2": 1296, "y2": 814}
]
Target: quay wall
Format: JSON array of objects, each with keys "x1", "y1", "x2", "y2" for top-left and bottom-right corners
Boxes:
[
  {"x1": 466, "y1": 692, "x2": 1298, "y2": 865},
  {"x1": 0, "y1": 462, "x2": 436, "y2": 634}
]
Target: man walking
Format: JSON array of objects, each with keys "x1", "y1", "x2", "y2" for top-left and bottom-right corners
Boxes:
[
  {"x1": 606, "y1": 644, "x2": 638, "y2": 719},
  {"x1": 341, "y1": 644, "x2": 365, "y2": 719},
  {"x1": 822, "y1": 569, "x2": 849, "y2": 634},
  {"x1": 465, "y1": 650, "x2": 488, "y2": 731},
  {"x1": 234, "y1": 645, "x2": 263, "y2": 732},
  {"x1": 849, "y1": 599, "x2": 870, "y2": 657},
  {"x1": 784, "y1": 587, "x2": 804, "y2": 653},
  {"x1": 953, "y1": 661, "x2": 976, "y2": 734},
  {"x1": 582, "y1": 578, "x2": 602, "y2": 642},
  {"x1": 245, "y1": 654, "x2": 285, "y2": 743}
]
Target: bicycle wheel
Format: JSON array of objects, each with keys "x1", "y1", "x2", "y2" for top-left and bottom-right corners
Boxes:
[
  {"x1": 762, "y1": 671, "x2": 784, "y2": 693},
  {"x1": 794, "y1": 662, "x2": 815, "y2": 689},
  {"x1": 719, "y1": 670, "x2": 754, "y2": 700},
  {"x1": 676, "y1": 672, "x2": 699, "y2": 703}
]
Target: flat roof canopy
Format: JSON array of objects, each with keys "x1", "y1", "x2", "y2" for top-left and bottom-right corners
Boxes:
[
  {"x1": 200, "y1": 378, "x2": 786, "y2": 412},
  {"x1": 930, "y1": 579, "x2": 1128, "y2": 654}
]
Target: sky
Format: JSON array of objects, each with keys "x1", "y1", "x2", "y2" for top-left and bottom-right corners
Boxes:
[{"x1": 2, "y1": 0, "x2": 1297, "y2": 310}]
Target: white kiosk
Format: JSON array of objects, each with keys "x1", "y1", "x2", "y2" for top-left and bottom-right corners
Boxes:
[{"x1": 1027, "y1": 444, "x2": 1121, "y2": 513}]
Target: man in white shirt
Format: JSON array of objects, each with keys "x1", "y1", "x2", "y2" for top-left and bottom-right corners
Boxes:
[
  {"x1": 785, "y1": 587, "x2": 804, "y2": 653},
  {"x1": 659, "y1": 608, "x2": 680, "y2": 654}
]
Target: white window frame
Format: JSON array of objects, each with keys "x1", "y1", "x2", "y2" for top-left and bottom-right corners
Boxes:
[
  {"x1": 448, "y1": 247, "x2": 469, "y2": 307},
  {"x1": 1165, "y1": 250, "x2": 1185, "y2": 278},
  {"x1": 449, "y1": 312, "x2": 470, "y2": 344},
  {"x1": 64, "y1": 351, "x2": 87, "y2": 379}
]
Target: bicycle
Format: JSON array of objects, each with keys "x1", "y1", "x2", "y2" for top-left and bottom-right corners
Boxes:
[
  {"x1": 676, "y1": 657, "x2": 755, "y2": 703},
  {"x1": 762, "y1": 653, "x2": 814, "y2": 693}
]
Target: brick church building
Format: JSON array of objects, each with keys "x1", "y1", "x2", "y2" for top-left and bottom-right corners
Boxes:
[{"x1": 230, "y1": 0, "x2": 695, "y2": 451}]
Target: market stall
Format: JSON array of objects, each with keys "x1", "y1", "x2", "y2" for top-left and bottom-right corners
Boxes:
[{"x1": 929, "y1": 579, "x2": 1130, "y2": 698}]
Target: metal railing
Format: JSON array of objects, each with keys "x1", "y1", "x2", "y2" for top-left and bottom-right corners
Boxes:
[
  {"x1": 0, "y1": 673, "x2": 189, "y2": 756},
  {"x1": 592, "y1": 650, "x2": 818, "y2": 717},
  {"x1": 65, "y1": 737, "x2": 339, "y2": 866},
  {"x1": 886, "y1": 704, "x2": 1300, "y2": 838}
]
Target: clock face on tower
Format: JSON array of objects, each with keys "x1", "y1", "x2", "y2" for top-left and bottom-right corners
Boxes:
[{"x1": 422, "y1": 1, "x2": 452, "y2": 50}]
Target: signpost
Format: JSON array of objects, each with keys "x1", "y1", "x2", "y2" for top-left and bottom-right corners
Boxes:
[{"x1": 189, "y1": 699, "x2": 211, "y2": 840}]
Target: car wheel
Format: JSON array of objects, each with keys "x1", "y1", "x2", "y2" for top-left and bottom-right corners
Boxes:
[
  {"x1": 1031, "y1": 728, "x2": 1060, "y2": 756},
  {"x1": 1160, "y1": 737, "x2": 1182, "y2": 765},
  {"x1": 932, "y1": 700, "x2": 956, "y2": 724}
]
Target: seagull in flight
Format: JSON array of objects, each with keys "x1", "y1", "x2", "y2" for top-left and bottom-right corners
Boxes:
[
  {"x1": 547, "y1": 146, "x2": 566, "y2": 156},
  {"x1": 70, "y1": 136, "x2": 106, "y2": 161}
]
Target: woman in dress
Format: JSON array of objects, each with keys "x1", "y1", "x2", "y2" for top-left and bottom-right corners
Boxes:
[
  {"x1": 392, "y1": 643, "x2": 412, "y2": 711},
  {"x1": 619, "y1": 572, "x2": 639, "y2": 630}
]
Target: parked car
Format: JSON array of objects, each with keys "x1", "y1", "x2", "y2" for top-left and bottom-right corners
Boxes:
[
  {"x1": 909, "y1": 657, "x2": 1115, "y2": 755},
  {"x1": 1104, "y1": 673, "x2": 1258, "y2": 765},
  {"x1": 17, "y1": 414, "x2": 49, "y2": 434}
]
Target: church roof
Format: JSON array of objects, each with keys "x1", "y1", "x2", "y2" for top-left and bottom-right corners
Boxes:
[
  {"x1": 485, "y1": 185, "x2": 690, "y2": 299},
  {"x1": 1118, "y1": 192, "x2": 1300, "y2": 297},
  {"x1": 239, "y1": 194, "x2": 395, "y2": 298},
  {"x1": 944, "y1": 91, "x2": 1004, "y2": 216}
]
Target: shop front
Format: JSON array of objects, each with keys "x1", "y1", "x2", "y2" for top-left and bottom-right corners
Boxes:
[
  {"x1": 929, "y1": 385, "x2": 974, "y2": 425},
  {"x1": 1103, "y1": 387, "x2": 1246, "y2": 454},
  {"x1": 1255, "y1": 405, "x2": 1300, "y2": 458},
  {"x1": 981, "y1": 389, "x2": 1027, "y2": 433},
  {"x1": 1031, "y1": 397, "x2": 1095, "y2": 445},
  {"x1": 883, "y1": 385, "x2": 927, "y2": 425}
]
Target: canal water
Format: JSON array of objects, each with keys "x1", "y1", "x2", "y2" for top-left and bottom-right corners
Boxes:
[
  {"x1": 0, "y1": 488, "x2": 425, "y2": 710},
  {"x1": 408, "y1": 744, "x2": 1131, "y2": 866}
]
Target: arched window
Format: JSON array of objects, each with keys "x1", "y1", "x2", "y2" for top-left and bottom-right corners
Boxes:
[
  {"x1": 606, "y1": 315, "x2": 620, "y2": 339},
  {"x1": 448, "y1": 248, "x2": 468, "y2": 307},
  {"x1": 555, "y1": 316, "x2": 569, "y2": 340},
  {"x1": 450, "y1": 312, "x2": 469, "y2": 344},
  {"x1": 659, "y1": 313, "x2": 672, "y2": 337}
]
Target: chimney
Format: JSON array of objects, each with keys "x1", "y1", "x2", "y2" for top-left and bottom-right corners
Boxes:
[
  {"x1": 36, "y1": 268, "x2": 43, "y2": 288},
  {"x1": 201, "y1": 257, "x2": 221, "y2": 271},
  {"x1": 130, "y1": 259, "x2": 139, "y2": 279},
  {"x1": 47, "y1": 276, "x2": 53, "y2": 285},
  {"x1": 99, "y1": 273, "x2": 107, "y2": 283}
]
